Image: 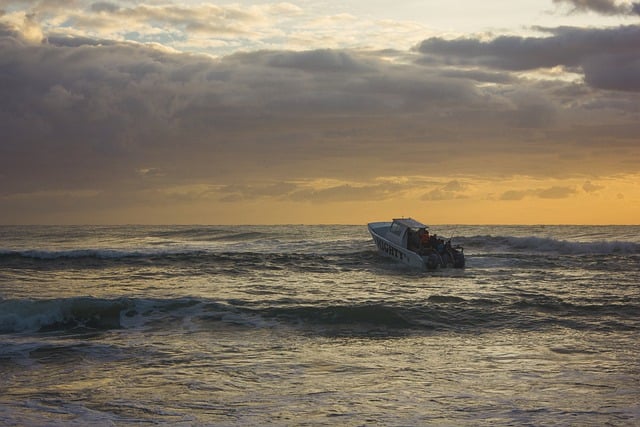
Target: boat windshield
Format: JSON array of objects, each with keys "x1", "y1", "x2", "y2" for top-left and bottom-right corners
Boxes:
[{"x1": 389, "y1": 222, "x2": 403, "y2": 236}]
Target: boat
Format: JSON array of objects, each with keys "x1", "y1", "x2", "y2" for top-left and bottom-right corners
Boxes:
[{"x1": 368, "y1": 218, "x2": 465, "y2": 270}]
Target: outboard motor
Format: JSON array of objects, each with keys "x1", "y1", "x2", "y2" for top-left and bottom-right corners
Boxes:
[
  {"x1": 453, "y1": 248, "x2": 465, "y2": 268},
  {"x1": 425, "y1": 253, "x2": 441, "y2": 270}
]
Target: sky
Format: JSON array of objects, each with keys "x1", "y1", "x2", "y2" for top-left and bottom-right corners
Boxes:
[{"x1": 1, "y1": 0, "x2": 639, "y2": 224}]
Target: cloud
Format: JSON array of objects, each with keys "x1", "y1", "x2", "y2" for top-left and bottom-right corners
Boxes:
[
  {"x1": 539, "y1": 186, "x2": 578, "y2": 198},
  {"x1": 500, "y1": 186, "x2": 577, "y2": 200},
  {"x1": 1, "y1": 29, "x2": 637, "y2": 201},
  {"x1": 506, "y1": 90, "x2": 558, "y2": 128},
  {"x1": 1, "y1": 3, "x2": 640, "y2": 225},
  {"x1": 421, "y1": 180, "x2": 469, "y2": 201},
  {"x1": 218, "y1": 182, "x2": 299, "y2": 202},
  {"x1": 0, "y1": 1, "x2": 304, "y2": 55},
  {"x1": 553, "y1": 0, "x2": 640, "y2": 15},
  {"x1": 583, "y1": 181, "x2": 605, "y2": 192},
  {"x1": 416, "y1": 25, "x2": 640, "y2": 92},
  {"x1": 582, "y1": 49, "x2": 640, "y2": 91},
  {"x1": 288, "y1": 181, "x2": 412, "y2": 203},
  {"x1": 90, "y1": 2, "x2": 120, "y2": 14},
  {"x1": 267, "y1": 49, "x2": 373, "y2": 73},
  {"x1": 0, "y1": 10, "x2": 43, "y2": 43}
]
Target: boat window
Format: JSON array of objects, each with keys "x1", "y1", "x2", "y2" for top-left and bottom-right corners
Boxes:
[{"x1": 390, "y1": 222, "x2": 403, "y2": 235}]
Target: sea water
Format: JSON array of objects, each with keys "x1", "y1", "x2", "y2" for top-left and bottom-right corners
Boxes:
[{"x1": 0, "y1": 225, "x2": 638, "y2": 426}]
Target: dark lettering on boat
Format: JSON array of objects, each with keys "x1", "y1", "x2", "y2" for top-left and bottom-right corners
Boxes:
[{"x1": 373, "y1": 236, "x2": 404, "y2": 260}]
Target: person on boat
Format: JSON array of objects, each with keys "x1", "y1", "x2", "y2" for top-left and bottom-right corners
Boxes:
[
  {"x1": 419, "y1": 229, "x2": 431, "y2": 253},
  {"x1": 420, "y1": 229, "x2": 430, "y2": 246},
  {"x1": 429, "y1": 235, "x2": 445, "y2": 254},
  {"x1": 444, "y1": 240, "x2": 456, "y2": 264},
  {"x1": 408, "y1": 229, "x2": 420, "y2": 251},
  {"x1": 429, "y1": 234, "x2": 438, "y2": 248}
]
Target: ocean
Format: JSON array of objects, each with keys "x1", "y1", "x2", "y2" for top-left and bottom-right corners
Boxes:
[{"x1": 1, "y1": 224, "x2": 638, "y2": 426}]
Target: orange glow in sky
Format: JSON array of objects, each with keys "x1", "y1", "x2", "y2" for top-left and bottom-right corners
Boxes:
[{"x1": 0, "y1": 0, "x2": 639, "y2": 224}]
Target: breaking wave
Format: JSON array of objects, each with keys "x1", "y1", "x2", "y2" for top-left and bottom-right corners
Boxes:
[
  {"x1": 2, "y1": 296, "x2": 637, "y2": 335},
  {"x1": 3, "y1": 234, "x2": 638, "y2": 263},
  {"x1": 0, "y1": 248, "x2": 206, "y2": 261},
  {"x1": 458, "y1": 235, "x2": 640, "y2": 255},
  {"x1": 0, "y1": 297, "x2": 129, "y2": 333}
]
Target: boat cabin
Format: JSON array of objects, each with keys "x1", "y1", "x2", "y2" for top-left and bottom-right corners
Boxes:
[{"x1": 385, "y1": 218, "x2": 429, "y2": 250}]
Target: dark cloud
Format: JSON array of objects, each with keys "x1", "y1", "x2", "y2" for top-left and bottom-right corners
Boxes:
[
  {"x1": 439, "y1": 69, "x2": 515, "y2": 84},
  {"x1": 417, "y1": 25, "x2": 640, "y2": 91},
  {"x1": 46, "y1": 34, "x2": 118, "y2": 47},
  {"x1": 267, "y1": 49, "x2": 373, "y2": 73},
  {"x1": 582, "y1": 51, "x2": 640, "y2": 91},
  {"x1": 553, "y1": 0, "x2": 640, "y2": 15},
  {"x1": 0, "y1": 35, "x2": 483, "y2": 196},
  {"x1": 1, "y1": 18, "x2": 639, "y2": 223},
  {"x1": 506, "y1": 90, "x2": 558, "y2": 128},
  {"x1": 0, "y1": 21, "x2": 17, "y2": 38},
  {"x1": 90, "y1": 2, "x2": 120, "y2": 14},
  {"x1": 222, "y1": 49, "x2": 478, "y2": 114}
]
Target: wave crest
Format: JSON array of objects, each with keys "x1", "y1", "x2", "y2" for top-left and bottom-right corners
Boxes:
[
  {"x1": 0, "y1": 297, "x2": 130, "y2": 333},
  {"x1": 459, "y1": 235, "x2": 640, "y2": 255},
  {"x1": 2, "y1": 296, "x2": 637, "y2": 335}
]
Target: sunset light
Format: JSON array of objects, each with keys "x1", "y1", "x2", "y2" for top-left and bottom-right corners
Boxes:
[
  {"x1": 1, "y1": 0, "x2": 639, "y2": 224},
  {"x1": 2, "y1": 3, "x2": 640, "y2": 424}
]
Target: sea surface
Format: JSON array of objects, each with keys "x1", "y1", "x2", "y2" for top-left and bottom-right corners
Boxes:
[{"x1": 1, "y1": 224, "x2": 639, "y2": 426}]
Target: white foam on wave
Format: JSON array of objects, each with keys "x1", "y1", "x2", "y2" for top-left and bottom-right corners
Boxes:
[
  {"x1": 0, "y1": 297, "x2": 127, "y2": 333},
  {"x1": 0, "y1": 299, "x2": 69, "y2": 333},
  {"x1": 0, "y1": 247, "x2": 206, "y2": 260},
  {"x1": 0, "y1": 296, "x2": 271, "y2": 335},
  {"x1": 461, "y1": 235, "x2": 640, "y2": 255}
]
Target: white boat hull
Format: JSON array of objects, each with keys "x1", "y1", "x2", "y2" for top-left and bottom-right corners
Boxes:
[
  {"x1": 368, "y1": 222, "x2": 429, "y2": 270},
  {"x1": 368, "y1": 220, "x2": 465, "y2": 271}
]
